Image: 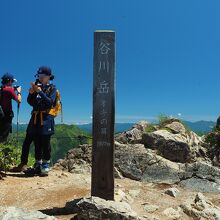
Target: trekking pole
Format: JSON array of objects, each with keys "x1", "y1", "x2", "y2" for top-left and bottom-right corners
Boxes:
[{"x1": 16, "y1": 103, "x2": 20, "y2": 145}]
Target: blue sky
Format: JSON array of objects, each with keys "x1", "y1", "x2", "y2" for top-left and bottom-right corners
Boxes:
[{"x1": 0, "y1": 0, "x2": 220, "y2": 124}]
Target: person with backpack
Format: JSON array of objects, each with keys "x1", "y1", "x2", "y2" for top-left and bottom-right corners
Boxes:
[
  {"x1": 0, "y1": 73, "x2": 22, "y2": 142},
  {"x1": 24, "y1": 66, "x2": 60, "y2": 176}
]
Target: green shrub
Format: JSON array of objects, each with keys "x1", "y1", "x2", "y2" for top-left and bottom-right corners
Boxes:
[
  {"x1": 145, "y1": 124, "x2": 157, "y2": 133},
  {"x1": 158, "y1": 114, "x2": 171, "y2": 126},
  {"x1": 0, "y1": 140, "x2": 21, "y2": 171},
  {"x1": 0, "y1": 138, "x2": 35, "y2": 171}
]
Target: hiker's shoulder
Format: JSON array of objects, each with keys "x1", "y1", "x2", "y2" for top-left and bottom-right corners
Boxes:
[{"x1": 2, "y1": 86, "x2": 15, "y2": 93}]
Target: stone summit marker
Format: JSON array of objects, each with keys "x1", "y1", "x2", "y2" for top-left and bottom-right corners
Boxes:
[{"x1": 92, "y1": 30, "x2": 115, "y2": 200}]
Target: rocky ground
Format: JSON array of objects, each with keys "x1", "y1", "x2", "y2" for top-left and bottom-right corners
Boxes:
[
  {"x1": 1, "y1": 119, "x2": 220, "y2": 219},
  {"x1": 1, "y1": 169, "x2": 220, "y2": 220}
]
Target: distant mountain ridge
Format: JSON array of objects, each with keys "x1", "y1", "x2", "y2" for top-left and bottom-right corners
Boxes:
[
  {"x1": 183, "y1": 120, "x2": 215, "y2": 134},
  {"x1": 78, "y1": 120, "x2": 216, "y2": 134},
  {"x1": 78, "y1": 123, "x2": 134, "y2": 134},
  {"x1": 13, "y1": 120, "x2": 216, "y2": 134}
]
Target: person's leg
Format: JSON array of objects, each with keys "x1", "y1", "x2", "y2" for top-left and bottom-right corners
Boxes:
[
  {"x1": 42, "y1": 135, "x2": 51, "y2": 161},
  {"x1": 10, "y1": 132, "x2": 34, "y2": 172},
  {"x1": 41, "y1": 135, "x2": 52, "y2": 176},
  {"x1": 20, "y1": 133, "x2": 33, "y2": 165},
  {"x1": 24, "y1": 134, "x2": 43, "y2": 176},
  {"x1": 34, "y1": 134, "x2": 43, "y2": 162},
  {"x1": 0, "y1": 118, "x2": 12, "y2": 143}
]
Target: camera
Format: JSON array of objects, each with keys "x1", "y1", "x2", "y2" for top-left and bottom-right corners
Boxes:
[
  {"x1": 35, "y1": 79, "x2": 42, "y2": 87},
  {"x1": 13, "y1": 85, "x2": 20, "y2": 90}
]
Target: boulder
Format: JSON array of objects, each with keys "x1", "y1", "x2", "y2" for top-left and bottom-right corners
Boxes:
[
  {"x1": 164, "y1": 121, "x2": 186, "y2": 134},
  {"x1": 132, "y1": 120, "x2": 149, "y2": 132},
  {"x1": 55, "y1": 141, "x2": 220, "y2": 192},
  {"x1": 114, "y1": 142, "x2": 183, "y2": 184},
  {"x1": 180, "y1": 193, "x2": 220, "y2": 219},
  {"x1": 142, "y1": 129, "x2": 207, "y2": 163},
  {"x1": 115, "y1": 121, "x2": 149, "y2": 144},
  {"x1": 164, "y1": 187, "x2": 180, "y2": 198},
  {"x1": 0, "y1": 206, "x2": 56, "y2": 220},
  {"x1": 54, "y1": 144, "x2": 92, "y2": 173},
  {"x1": 178, "y1": 161, "x2": 220, "y2": 193},
  {"x1": 75, "y1": 196, "x2": 138, "y2": 220},
  {"x1": 204, "y1": 130, "x2": 220, "y2": 166}
]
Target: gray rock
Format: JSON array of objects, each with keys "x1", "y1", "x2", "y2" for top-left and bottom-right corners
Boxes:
[
  {"x1": 162, "y1": 207, "x2": 182, "y2": 220},
  {"x1": 164, "y1": 188, "x2": 180, "y2": 198},
  {"x1": 54, "y1": 144, "x2": 92, "y2": 173},
  {"x1": 114, "y1": 142, "x2": 182, "y2": 184},
  {"x1": 143, "y1": 204, "x2": 159, "y2": 213},
  {"x1": 142, "y1": 129, "x2": 207, "y2": 163},
  {"x1": 132, "y1": 121, "x2": 149, "y2": 132},
  {"x1": 179, "y1": 177, "x2": 220, "y2": 193},
  {"x1": 164, "y1": 121, "x2": 186, "y2": 134},
  {"x1": 55, "y1": 141, "x2": 220, "y2": 193},
  {"x1": 76, "y1": 196, "x2": 138, "y2": 220},
  {"x1": 0, "y1": 206, "x2": 56, "y2": 220},
  {"x1": 115, "y1": 121, "x2": 149, "y2": 144},
  {"x1": 180, "y1": 193, "x2": 220, "y2": 220}
]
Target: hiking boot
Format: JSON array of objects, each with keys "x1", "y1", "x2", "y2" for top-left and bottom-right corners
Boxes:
[
  {"x1": 10, "y1": 163, "x2": 28, "y2": 172},
  {"x1": 24, "y1": 162, "x2": 42, "y2": 176},
  {"x1": 40, "y1": 161, "x2": 50, "y2": 177}
]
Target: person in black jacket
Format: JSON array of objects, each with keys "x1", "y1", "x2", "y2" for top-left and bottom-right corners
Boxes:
[{"x1": 24, "y1": 66, "x2": 56, "y2": 176}]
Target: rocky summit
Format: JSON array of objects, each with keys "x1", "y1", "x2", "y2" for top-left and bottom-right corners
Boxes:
[{"x1": 1, "y1": 119, "x2": 220, "y2": 219}]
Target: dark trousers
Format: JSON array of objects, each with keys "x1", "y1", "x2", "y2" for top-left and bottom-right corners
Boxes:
[
  {"x1": 20, "y1": 133, "x2": 33, "y2": 165},
  {"x1": 34, "y1": 135, "x2": 51, "y2": 161},
  {"x1": 0, "y1": 113, "x2": 13, "y2": 143}
]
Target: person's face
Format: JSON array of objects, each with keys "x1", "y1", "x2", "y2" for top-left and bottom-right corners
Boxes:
[
  {"x1": 38, "y1": 74, "x2": 50, "y2": 84},
  {"x1": 8, "y1": 80, "x2": 13, "y2": 86}
]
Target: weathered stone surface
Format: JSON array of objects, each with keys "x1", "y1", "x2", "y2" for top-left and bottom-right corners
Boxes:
[
  {"x1": 143, "y1": 204, "x2": 159, "y2": 213},
  {"x1": 180, "y1": 193, "x2": 220, "y2": 219},
  {"x1": 54, "y1": 144, "x2": 92, "y2": 174},
  {"x1": 115, "y1": 121, "x2": 149, "y2": 144},
  {"x1": 162, "y1": 207, "x2": 182, "y2": 220},
  {"x1": 204, "y1": 129, "x2": 220, "y2": 167},
  {"x1": 55, "y1": 142, "x2": 220, "y2": 192},
  {"x1": 132, "y1": 121, "x2": 150, "y2": 132},
  {"x1": 75, "y1": 196, "x2": 138, "y2": 220},
  {"x1": 179, "y1": 177, "x2": 220, "y2": 193},
  {"x1": 114, "y1": 142, "x2": 182, "y2": 184},
  {"x1": 142, "y1": 129, "x2": 207, "y2": 163},
  {"x1": 164, "y1": 121, "x2": 186, "y2": 134},
  {"x1": 164, "y1": 187, "x2": 180, "y2": 198},
  {"x1": 0, "y1": 206, "x2": 56, "y2": 220}
]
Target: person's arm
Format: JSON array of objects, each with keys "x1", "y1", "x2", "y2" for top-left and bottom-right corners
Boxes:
[
  {"x1": 37, "y1": 87, "x2": 57, "y2": 108},
  {"x1": 16, "y1": 86, "x2": 22, "y2": 103},
  {"x1": 10, "y1": 87, "x2": 21, "y2": 104},
  {"x1": 27, "y1": 88, "x2": 36, "y2": 106}
]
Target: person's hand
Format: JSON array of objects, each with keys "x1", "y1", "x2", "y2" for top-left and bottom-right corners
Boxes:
[
  {"x1": 16, "y1": 86, "x2": 22, "y2": 94},
  {"x1": 31, "y1": 82, "x2": 42, "y2": 93},
  {"x1": 29, "y1": 88, "x2": 34, "y2": 94}
]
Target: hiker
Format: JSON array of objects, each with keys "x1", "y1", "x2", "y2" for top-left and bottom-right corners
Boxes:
[
  {"x1": 24, "y1": 66, "x2": 57, "y2": 176},
  {"x1": 10, "y1": 132, "x2": 34, "y2": 172},
  {"x1": 0, "y1": 73, "x2": 21, "y2": 142}
]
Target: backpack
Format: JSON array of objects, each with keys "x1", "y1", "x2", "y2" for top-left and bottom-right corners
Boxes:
[
  {"x1": 0, "y1": 87, "x2": 5, "y2": 119},
  {"x1": 46, "y1": 85, "x2": 62, "y2": 117}
]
